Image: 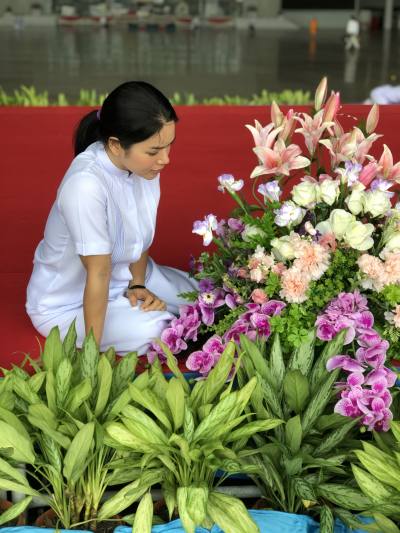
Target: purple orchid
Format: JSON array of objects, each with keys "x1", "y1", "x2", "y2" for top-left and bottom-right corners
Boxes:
[
  {"x1": 198, "y1": 289, "x2": 225, "y2": 326},
  {"x1": 186, "y1": 350, "x2": 215, "y2": 375},
  {"x1": 178, "y1": 304, "x2": 202, "y2": 341},
  {"x1": 160, "y1": 324, "x2": 187, "y2": 354},
  {"x1": 198, "y1": 278, "x2": 215, "y2": 292}
]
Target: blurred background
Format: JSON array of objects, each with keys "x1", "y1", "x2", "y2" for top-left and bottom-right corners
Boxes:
[{"x1": 0, "y1": 0, "x2": 399, "y2": 104}]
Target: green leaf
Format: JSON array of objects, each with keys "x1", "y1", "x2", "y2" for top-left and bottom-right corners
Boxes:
[
  {"x1": 302, "y1": 369, "x2": 339, "y2": 436},
  {"x1": 309, "y1": 329, "x2": 346, "y2": 392},
  {"x1": 65, "y1": 378, "x2": 92, "y2": 413},
  {"x1": 165, "y1": 378, "x2": 185, "y2": 431},
  {"x1": 314, "y1": 416, "x2": 359, "y2": 456},
  {"x1": 28, "y1": 371, "x2": 46, "y2": 393},
  {"x1": 207, "y1": 491, "x2": 259, "y2": 533},
  {"x1": 352, "y1": 464, "x2": 395, "y2": 503},
  {"x1": 55, "y1": 359, "x2": 72, "y2": 408},
  {"x1": 285, "y1": 415, "x2": 302, "y2": 454},
  {"x1": 42, "y1": 326, "x2": 63, "y2": 372},
  {"x1": 0, "y1": 421, "x2": 35, "y2": 463},
  {"x1": 63, "y1": 319, "x2": 77, "y2": 360},
  {"x1": 122, "y1": 405, "x2": 168, "y2": 444},
  {"x1": 0, "y1": 497, "x2": 32, "y2": 526},
  {"x1": 177, "y1": 487, "x2": 195, "y2": 533},
  {"x1": 283, "y1": 370, "x2": 310, "y2": 413},
  {"x1": 110, "y1": 352, "x2": 137, "y2": 399},
  {"x1": 129, "y1": 384, "x2": 172, "y2": 431},
  {"x1": 226, "y1": 419, "x2": 283, "y2": 443},
  {"x1": 0, "y1": 456, "x2": 30, "y2": 485},
  {"x1": 317, "y1": 483, "x2": 371, "y2": 511},
  {"x1": 95, "y1": 356, "x2": 113, "y2": 417},
  {"x1": 186, "y1": 486, "x2": 208, "y2": 525},
  {"x1": 355, "y1": 448, "x2": 400, "y2": 490},
  {"x1": 133, "y1": 492, "x2": 153, "y2": 533},
  {"x1": 0, "y1": 406, "x2": 30, "y2": 441},
  {"x1": 270, "y1": 333, "x2": 285, "y2": 389},
  {"x1": 319, "y1": 505, "x2": 334, "y2": 533},
  {"x1": 0, "y1": 478, "x2": 40, "y2": 497},
  {"x1": 45, "y1": 371, "x2": 57, "y2": 414},
  {"x1": 370, "y1": 513, "x2": 400, "y2": 533},
  {"x1": 157, "y1": 341, "x2": 190, "y2": 395},
  {"x1": 81, "y1": 330, "x2": 99, "y2": 390},
  {"x1": 288, "y1": 329, "x2": 315, "y2": 377},
  {"x1": 63, "y1": 422, "x2": 94, "y2": 485}
]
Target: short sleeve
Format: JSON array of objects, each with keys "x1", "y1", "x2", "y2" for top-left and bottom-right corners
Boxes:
[{"x1": 57, "y1": 173, "x2": 112, "y2": 256}]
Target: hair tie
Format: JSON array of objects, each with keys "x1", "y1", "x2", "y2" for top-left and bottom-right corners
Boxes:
[{"x1": 96, "y1": 109, "x2": 101, "y2": 120}]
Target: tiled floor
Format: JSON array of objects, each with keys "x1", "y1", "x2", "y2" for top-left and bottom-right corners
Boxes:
[{"x1": 0, "y1": 25, "x2": 399, "y2": 103}]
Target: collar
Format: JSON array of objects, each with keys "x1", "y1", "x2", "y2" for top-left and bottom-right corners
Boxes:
[{"x1": 95, "y1": 142, "x2": 132, "y2": 181}]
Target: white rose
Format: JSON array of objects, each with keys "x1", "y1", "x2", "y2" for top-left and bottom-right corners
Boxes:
[
  {"x1": 241, "y1": 224, "x2": 266, "y2": 242},
  {"x1": 345, "y1": 189, "x2": 365, "y2": 215},
  {"x1": 364, "y1": 190, "x2": 392, "y2": 218},
  {"x1": 319, "y1": 179, "x2": 340, "y2": 206},
  {"x1": 271, "y1": 236, "x2": 295, "y2": 261},
  {"x1": 315, "y1": 219, "x2": 333, "y2": 235},
  {"x1": 329, "y1": 209, "x2": 355, "y2": 240},
  {"x1": 344, "y1": 221, "x2": 375, "y2": 250},
  {"x1": 292, "y1": 181, "x2": 318, "y2": 208},
  {"x1": 383, "y1": 232, "x2": 400, "y2": 253}
]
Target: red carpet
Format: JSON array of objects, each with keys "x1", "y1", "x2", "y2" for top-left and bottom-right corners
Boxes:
[{"x1": 1, "y1": 105, "x2": 400, "y2": 368}]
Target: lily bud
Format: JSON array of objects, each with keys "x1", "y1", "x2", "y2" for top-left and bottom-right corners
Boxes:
[
  {"x1": 323, "y1": 91, "x2": 340, "y2": 123},
  {"x1": 359, "y1": 162, "x2": 379, "y2": 187},
  {"x1": 279, "y1": 110, "x2": 296, "y2": 142},
  {"x1": 314, "y1": 76, "x2": 328, "y2": 111},
  {"x1": 271, "y1": 101, "x2": 284, "y2": 127},
  {"x1": 333, "y1": 119, "x2": 344, "y2": 138},
  {"x1": 366, "y1": 103, "x2": 379, "y2": 134}
]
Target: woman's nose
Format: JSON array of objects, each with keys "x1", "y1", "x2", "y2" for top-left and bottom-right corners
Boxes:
[{"x1": 157, "y1": 148, "x2": 170, "y2": 165}]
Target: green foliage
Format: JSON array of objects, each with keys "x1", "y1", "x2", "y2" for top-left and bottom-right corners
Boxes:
[
  {"x1": 0, "y1": 86, "x2": 311, "y2": 107},
  {"x1": 382, "y1": 284, "x2": 400, "y2": 306},
  {"x1": 237, "y1": 330, "x2": 374, "y2": 529},
  {"x1": 0, "y1": 322, "x2": 140, "y2": 530},
  {"x1": 104, "y1": 341, "x2": 281, "y2": 532}
]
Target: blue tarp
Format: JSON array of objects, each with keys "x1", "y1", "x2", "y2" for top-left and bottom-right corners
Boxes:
[{"x1": 0, "y1": 511, "x2": 372, "y2": 533}]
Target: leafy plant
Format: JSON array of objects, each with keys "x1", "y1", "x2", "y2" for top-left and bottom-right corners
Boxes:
[
  {"x1": 0, "y1": 85, "x2": 311, "y2": 107},
  {"x1": 351, "y1": 420, "x2": 400, "y2": 533},
  {"x1": 103, "y1": 340, "x2": 282, "y2": 533},
  {"x1": 0, "y1": 322, "x2": 142, "y2": 530},
  {"x1": 237, "y1": 329, "x2": 379, "y2": 533}
]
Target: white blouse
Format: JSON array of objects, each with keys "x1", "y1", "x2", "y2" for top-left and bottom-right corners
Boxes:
[{"x1": 26, "y1": 142, "x2": 160, "y2": 316}]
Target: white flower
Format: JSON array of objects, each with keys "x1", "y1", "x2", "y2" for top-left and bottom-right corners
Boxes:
[
  {"x1": 329, "y1": 209, "x2": 355, "y2": 239},
  {"x1": 271, "y1": 235, "x2": 296, "y2": 261},
  {"x1": 192, "y1": 214, "x2": 218, "y2": 246},
  {"x1": 364, "y1": 190, "x2": 392, "y2": 218},
  {"x1": 345, "y1": 188, "x2": 366, "y2": 216},
  {"x1": 381, "y1": 232, "x2": 400, "y2": 257},
  {"x1": 217, "y1": 174, "x2": 244, "y2": 193},
  {"x1": 274, "y1": 201, "x2": 305, "y2": 227},
  {"x1": 319, "y1": 178, "x2": 340, "y2": 205},
  {"x1": 292, "y1": 181, "x2": 318, "y2": 208},
  {"x1": 257, "y1": 180, "x2": 281, "y2": 202},
  {"x1": 241, "y1": 224, "x2": 266, "y2": 242},
  {"x1": 344, "y1": 221, "x2": 375, "y2": 251}
]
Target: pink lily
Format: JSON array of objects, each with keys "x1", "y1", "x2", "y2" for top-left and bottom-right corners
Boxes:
[
  {"x1": 378, "y1": 144, "x2": 400, "y2": 183},
  {"x1": 271, "y1": 101, "x2": 284, "y2": 127},
  {"x1": 279, "y1": 109, "x2": 297, "y2": 143},
  {"x1": 359, "y1": 161, "x2": 380, "y2": 187},
  {"x1": 366, "y1": 103, "x2": 379, "y2": 134},
  {"x1": 245, "y1": 120, "x2": 282, "y2": 149},
  {"x1": 314, "y1": 76, "x2": 328, "y2": 111},
  {"x1": 322, "y1": 91, "x2": 341, "y2": 122},
  {"x1": 251, "y1": 138, "x2": 310, "y2": 178},
  {"x1": 295, "y1": 109, "x2": 334, "y2": 155}
]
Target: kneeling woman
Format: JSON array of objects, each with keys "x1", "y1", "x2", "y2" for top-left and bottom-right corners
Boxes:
[{"x1": 26, "y1": 81, "x2": 197, "y2": 355}]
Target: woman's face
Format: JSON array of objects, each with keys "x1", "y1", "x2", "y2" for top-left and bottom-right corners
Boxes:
[{"x1": 107, "y1": 121, "x2": 176, "y2": 180}]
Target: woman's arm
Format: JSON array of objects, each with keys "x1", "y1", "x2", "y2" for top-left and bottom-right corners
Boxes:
[
  {"x1": 80, "y1": 254, "x2": 112, "y2": 346},
  {"x1": 128, "y1": 250, "x2": 166, "y2": 311}
]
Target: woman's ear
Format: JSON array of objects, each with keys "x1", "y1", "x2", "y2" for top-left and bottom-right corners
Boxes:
[{"x1": 107, "y1": 137, "x2": 122, "y2": 156}]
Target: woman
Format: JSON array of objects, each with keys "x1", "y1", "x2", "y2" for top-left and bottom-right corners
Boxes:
[{"x1": 26, "y1": 81, "x2": 197, "y2": 355}]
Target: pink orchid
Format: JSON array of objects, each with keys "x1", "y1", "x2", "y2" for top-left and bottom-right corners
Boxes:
[
  {"x1": 251, "y1": 138, "x2": 310, "y2": 178},
  {"x1": 245, "y1": 120, "x2": 282, "y2": 149},
  {"x1": 378, "y1": 144, "x2": 400, "y2": 183},
  {"x1": 295, "y1": 110, "x2": 334, "y2": 156}
]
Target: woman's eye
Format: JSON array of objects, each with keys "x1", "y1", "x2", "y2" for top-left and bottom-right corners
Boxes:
[{"x1": 148, "y1": 152, "x2": 158, "y2": 156}]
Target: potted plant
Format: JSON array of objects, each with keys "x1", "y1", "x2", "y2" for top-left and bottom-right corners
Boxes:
[
  {"x1": 0, "y1": 322, "x2": 150, "y2": 531},
  {"x1": 236, "y1": 329, "x2": 393, "y2": 532},
  {"x1": 102, "y1": 341, "x2": 282, "y2": 533}
]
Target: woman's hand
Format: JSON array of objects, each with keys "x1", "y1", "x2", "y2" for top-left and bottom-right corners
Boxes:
[{"x1": 126, "y1": 287, "x2": 166, "y2": 312}]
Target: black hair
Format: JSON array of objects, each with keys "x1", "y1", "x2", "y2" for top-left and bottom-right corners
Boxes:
[{"x1": 74, "y1": 81, "x2": 178, "y2": 156}]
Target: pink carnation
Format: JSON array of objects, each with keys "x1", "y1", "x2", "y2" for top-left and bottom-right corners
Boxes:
[
  {"x1": 251, "y1": 289, "x2": 269, "y2": 304},
  {"x1": 279, "y1": 268, "x2": 310, "y2": 303},
  {"x1": 384, "y1": 253, "x2": 400, "y2": 285},
  {"x1": 358, "y1": 254, "x2": 387, "y2": 291},
  {"x1": 293, "y1": 241, "x2": 330, "y2": 281},
  {"x1": 272, "y1": 262, "x2": 286, "y2": 276}
]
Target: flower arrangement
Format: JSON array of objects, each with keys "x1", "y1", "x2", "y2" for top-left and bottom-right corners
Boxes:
[{"x1": 149, "y1": 78, "x2": 400, "y2": 432}]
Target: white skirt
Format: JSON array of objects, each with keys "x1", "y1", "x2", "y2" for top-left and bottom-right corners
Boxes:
[{"x1": 28, "y1": 258, "x2": 197, "y2": 355}]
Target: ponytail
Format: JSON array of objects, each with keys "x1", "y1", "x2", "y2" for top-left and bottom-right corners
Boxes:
[{"x1": 74, "y1": 109, "x2": 101, "y2": 156}]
